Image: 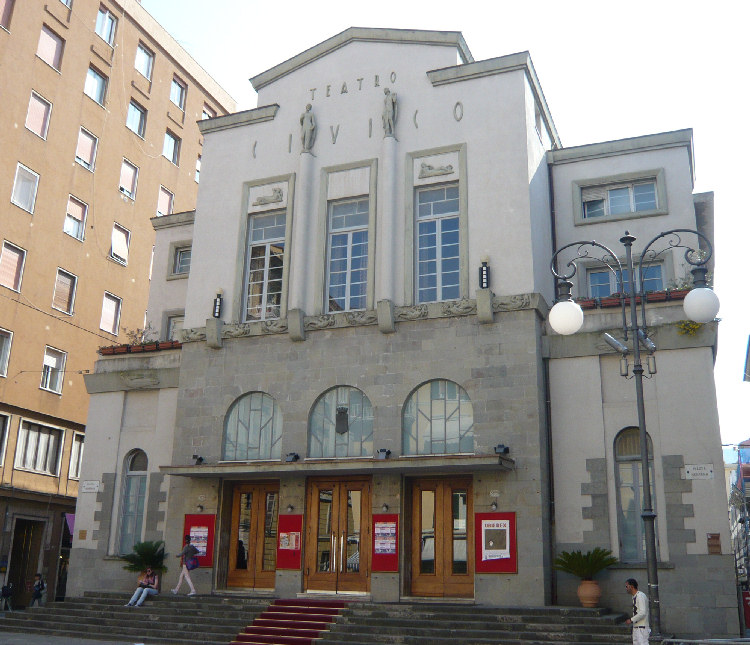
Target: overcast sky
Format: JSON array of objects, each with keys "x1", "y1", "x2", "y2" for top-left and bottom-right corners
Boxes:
[{"x1": 140, "y1": 0, "x2": 750, "y2": 446}]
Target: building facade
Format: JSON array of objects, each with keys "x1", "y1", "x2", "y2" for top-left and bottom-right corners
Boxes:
[
  {"x1": 70, "y1": 28, "x2": 736, "y2": 636},
  {"x1": 0, "y1": 0, "x2": 233, "y2": 606}
]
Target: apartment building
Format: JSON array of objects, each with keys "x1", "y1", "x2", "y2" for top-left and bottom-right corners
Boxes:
[{"x1": 0, "y1": 0, "x2": 233, "y2": 606}]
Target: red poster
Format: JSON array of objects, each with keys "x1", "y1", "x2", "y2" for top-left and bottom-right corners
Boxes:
[
  {"x1": 183, "y1": 514, "x2": 215, "y2": 567},
  {"x1": 743, "y1": 591, "x2": 750, "y2": 628},
  {"x1": 371, "y1": 514, "x2": 399, "y2": 572},
  {"x1": 474, "y1": 512, "x2": 517, "y2": 573},
  {"x1": 276, "y1": 514, "x2": 303, "y2": 570}
]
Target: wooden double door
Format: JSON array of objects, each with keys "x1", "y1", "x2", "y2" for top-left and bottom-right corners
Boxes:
[
  {"x1": 227, "y1": 482, "x2": 279, "y2": 589},
  {"x1": 304, "y1": 477, "x2": 371, "y2": 593},
  {"x1": 410, "y1": 477, "x2": 474, "y2": 597}
]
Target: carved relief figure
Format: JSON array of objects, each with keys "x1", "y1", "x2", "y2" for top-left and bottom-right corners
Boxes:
[
  {"x1": 300, "y1": 104, "x2": 316, "y2": 152},
  {"x1": 419, "y1": 162, "x2": 454, "y2": 179},
  {"x1": 252, "y1": 187, "x2": 283, "y2": 206},
  {"x1": 382, "y1": 88, "x2": 397, "y2": 136}
]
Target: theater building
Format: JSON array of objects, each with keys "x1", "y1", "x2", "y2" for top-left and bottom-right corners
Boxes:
[{"x1": 69, "y1": 28, "x2": 736, "y2": 636}]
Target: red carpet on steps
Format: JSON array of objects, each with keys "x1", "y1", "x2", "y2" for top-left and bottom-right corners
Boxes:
[{"x1": 231, "y1": 598, "x2": 348, "y2": 645}]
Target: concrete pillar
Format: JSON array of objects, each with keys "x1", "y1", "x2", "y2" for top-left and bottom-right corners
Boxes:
[
  {"x1": 376, "y1": 135, "x2": 397, "y2": 303},
  {"x1": 288, "y1": 151, "x2": 315, "y2": 313}
]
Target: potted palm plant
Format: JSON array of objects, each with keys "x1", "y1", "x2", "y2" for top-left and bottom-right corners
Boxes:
[
  {"x1": 121, "y1": 540, "x2": 168, "y2": 575},
  {"x1": 553, "y1": 547, "x2": 618, "y2": 607}
]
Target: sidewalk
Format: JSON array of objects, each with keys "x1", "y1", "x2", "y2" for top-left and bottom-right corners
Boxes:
[{"x1": 1, "y1": 633, "x2": 141, "y2": 645}]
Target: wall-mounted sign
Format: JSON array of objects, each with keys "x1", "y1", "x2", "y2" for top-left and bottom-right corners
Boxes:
[
  {"x1": 80, "y1": 480, "x2": 100, "y2": 493},
  {"x1": 475, "y1": 512, "x2": 517, "y2": 573},
  {"x1": 685, "y1": 464, "x2": 714, "y2": 480},
  {"x1": 183, "y1": 514, "x2": 215, "y2": 566},
  {"x1": 276, "y1": 515, "x2": 303, "y2": 570},
  {"x1": 372, "y1": 514, "x2": 399, "y2": 572}
]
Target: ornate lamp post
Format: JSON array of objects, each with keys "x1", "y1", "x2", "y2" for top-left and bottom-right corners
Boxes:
[{"x1": 548, "y1": 229, "x2": 720, "y2": 637}]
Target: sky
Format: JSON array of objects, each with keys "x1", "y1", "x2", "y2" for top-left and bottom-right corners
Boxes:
[{"x1": 140, "y1": 0, "x2": 750, "y2": 446}]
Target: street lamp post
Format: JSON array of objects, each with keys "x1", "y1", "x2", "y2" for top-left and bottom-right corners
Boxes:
[{"x1": 548, "y1": 229, "x2": 720, "y2": 638}]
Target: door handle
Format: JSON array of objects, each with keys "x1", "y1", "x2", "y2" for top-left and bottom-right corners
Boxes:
[
  {"x1": 331, "y1": 532, "x2": 336, "y2": 573},
  {"x1": 340, "y1": 533, "x2": 345, "y2": 573}
]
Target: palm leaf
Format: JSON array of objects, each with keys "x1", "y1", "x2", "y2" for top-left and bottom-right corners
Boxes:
[
  {"x1": 553, "y1": 547, "x2": 617, "y2": 580},
  {"x1": 121, "y1": 540, "x2": 168, "y2": 574}
]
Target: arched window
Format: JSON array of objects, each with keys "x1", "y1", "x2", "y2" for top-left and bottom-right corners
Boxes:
[
  {"x1": 402, "y1": 379, "x2": 473, "y2": 455},
  {"x1": 615, "y1": 427, "x2": 657, "y2": 562},
  {"x1": 308, "y1": 386, "x2": 373, "y2": 458},
  {"x1": 223, "y1": 392, "x2": 282, "y2": 461},
  {"x1": 119, "y1": 449, "x2": 147, "y2": 555}
]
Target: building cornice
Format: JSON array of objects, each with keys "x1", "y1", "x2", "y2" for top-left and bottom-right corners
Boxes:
[
  {"x1": 151, "y1": 210, "x2": 195, "y2": 231},
  {"x1": 426, "y1": 51, "x2": 561, "y2": 148},
  {"x1": 250, "y1": 27, "x2": 473, "y2": 91},
  {"x1": 199, "y1": 105, "x2": 280, "y2": 135}
]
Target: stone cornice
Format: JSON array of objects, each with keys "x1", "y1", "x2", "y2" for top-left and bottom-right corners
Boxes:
[
  {"x1": 250, "y1": 27, "x2": 473, "y2": 91},
  {"x1": 198, "y1": 105, "x2": 280, "y2": 135},
  {"x1": 151, "y1": 210, "x2": 194, "y2": 230}
]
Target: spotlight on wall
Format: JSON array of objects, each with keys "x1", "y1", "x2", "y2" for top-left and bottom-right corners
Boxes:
[
  {"x1": 490, "y1": 501, "x2": 498, "y2": 511},
  {"x1": 382, "y1": 503, "x2": 389, "y2": 512},
  {"x1": 192, "y1": 454, "x2": 204, "y2": 465},
  {"x1": 286, "y1": 504, "x2": 294, "y2": 513},
  {"x1": 284, "y1": 452, "x2": 300, "y2": 463},
  {"x1": 196, "y1": 504, "x2": 204, "y2": 512},
  {"x1": 376, "y1": 448, "x2": 391, "y2": 460},
  {"x1": 479, "y1": 255, "x2": 490, "y2": 289},
  {"x1": 494, "y1": 444, "x2": 510, "y2": 455},
  {"x1": 335, "y1": 407, "x2": 349, "y2": 434},
  {"x1": 213, "y1": 289, "x2": 223, "y2": 318}
]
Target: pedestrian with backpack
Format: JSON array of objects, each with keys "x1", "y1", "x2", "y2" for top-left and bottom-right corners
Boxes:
[
  {"x1": 29, "y1": 574, "x2": 44, "y2": 607},
  {"x1": 171, "y1": 534, "x2": 199, "y2": 596}
]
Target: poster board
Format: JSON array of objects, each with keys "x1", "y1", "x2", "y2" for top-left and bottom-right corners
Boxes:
[
  {"x1": 276, "y1": 514, "x2": 303, "y2": 570},
  {"x1": 474, "y1": 512, "x2": 517, "y2": 573},
  {"x1": 371, "y1": 514, "x2": 399, "y2": 572},
  {"x1": 183, "y1": 514, "x2": 215, "y2": 567}
]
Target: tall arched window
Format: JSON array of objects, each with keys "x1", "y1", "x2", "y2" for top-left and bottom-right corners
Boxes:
[
  {"x1": 615, "y1": 427, "x2": 657, "y2": 561},
  {"x1": 402, "y1": 379, "x2": 473, "y2": 455},
  {"x1": 223, "y1": 392, "x2": 282, "y2": 461},
  {"x1": 308, "y1": 386, "x2": 373, "y2": 458},
  {"x1": 119, "y1": 449, "x2": 147, "y2": 554}
]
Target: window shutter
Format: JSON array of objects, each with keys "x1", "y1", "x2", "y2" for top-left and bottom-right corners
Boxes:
[
  {"x1": 111, "y1": 226, "x2": 129, "y2": 262},
  {"x1": 43, "y1": 349, "x2": 61, "y2": 369},
  {"x1": 76, "y1": 129, "x2": 96, "y2": 165},
  {"x1": 53, "y1": 270, "x2": 74, "y2": 311},
  {"x1": 100, "y1": 293, "x2": 119, "y2": 333},
  {"x1": 1, "y1": 0, "x2": 14, "y2": 28},
  {"x1": 581, "y1": 185, "x2": 608, "y2": 203},
  {"x1": 67, "y1": 196, "x2": 85, "y2": 222},
  {"x1": 26, "y1": 93, "x2": 50, "y2": 137},
  {"x1": 157, "y1": 187, "x2": 173, "y2": 215},
  {"x1": 119, "y1": 161, "x2": 136, "y2": 194},
  {"x1": 0, "y1": 244, "x2": 24, "y2": 290},
  {"x1": 37, "y1": 26, "x2": 63, "y2": 69}
]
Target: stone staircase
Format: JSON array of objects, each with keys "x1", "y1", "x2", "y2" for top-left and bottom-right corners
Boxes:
[{"x1": 0, "y1": 593, "x2": 631, "y2": 645}]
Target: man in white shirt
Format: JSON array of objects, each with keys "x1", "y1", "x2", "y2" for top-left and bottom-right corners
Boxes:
[{"x1": 625, "y1": 578, "x2": 650, "y2": 645}]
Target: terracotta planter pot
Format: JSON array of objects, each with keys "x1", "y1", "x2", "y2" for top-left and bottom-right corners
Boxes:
[
  {"x1": 576, "y1": 299, "x2": 596, "y2": 310},
  {"x1": 668, "y1": 288, "x2": 690, "y2": 300},
  {"x1": 129, "y1": 345, "x2": 145, "y2": 353},
  {"x1": 647, "y1": 291, "x2": 668, "y2": 302},
  {"x1": 142, "y1": 343, "x2": 158, "y2": 351},
  {"x1": 100, "y1": 347, "x2": 115, "y2": 355},
  {"x1": 577, "y1": 579, "x2": 602, "y2": 608},
  {"x1": 599, "y1": 296, "x2": 621, "y2": 308},
  {"x1": 113, "y1": 345, "x2": 129, "y2": 354}
]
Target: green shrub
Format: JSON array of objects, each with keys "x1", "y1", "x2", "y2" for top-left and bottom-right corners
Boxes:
[
  {"x1": 553, "y1": 547, "x2": 617, "y2": 580},
  {"x1": 121, "y1": 540, "x2": 168, "y2": 574}
]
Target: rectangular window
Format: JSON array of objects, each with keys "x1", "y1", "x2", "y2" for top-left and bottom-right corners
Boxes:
[
  {"x1": 84, "y1": 66, "x2": 107, "y2": 105},
  {"x1": 15, "y1": 421, "x2": 62, "y2": 474},
  {"x1": 0, "y1": 241, "x2": 26, "y2": 291},
  {"x1": 0, "y1": 328, "x2": 12, "y2": 377},
  {"x1": 172, "y1": 246, "x2": 191, "y2": 275},
  {"x1": 588, "y1": 264, "x2": 664, "y2": 298},
  {"x1": 75, "y1": 127, "x2": 98, "y2": 170},
  {"x1": 126, "y1": 100, "x2": 146, "y2": 137},
  {"x1": 416, "y1": 184, "x2": 460, "y2": 303},
  {"x1": 119, "y1": 159, "x2": 138, "y2": 198},
  {"x1": 100, "y1": 292, "x2": 121, "y2": 334},
  {"x1": 110, "y1": 224, "x2": 130, "y2": 264},
  {"x1": 52, "y1": 268, "x2": 77, "y2": 314},
  {"x1": 202, "y1": 104, "x2": 216, "y2": 120},
  {"x1": 582, "y1": 181, "x2": 658, "y2": 220},
  {"x1": 195, "y1": 155, "x2": 201, "y2": 183},
  {"x1": 37, "y1": 25, "x2": 64, "y2": 70},
  {"x1": 134, "y1": 42, "x2": 153, "y2": 80},
  {"x1": 170, "y1": 76, "x2": 186, "y2": 110},
  {"x1": 59, "y1": 0, "x2": 72, "y2": 7},
  {"x1": 1, "y1": 0, "x2": 15, "y2": 30},
  {"x1": 326, "y1": 198, "x2": 368, "y2": 313},
  {"x1": 69, "y1": 433, "x2": 84, "y2": 479},
  {"x1": 95, "y1": 5, "x2": 116, "y2": 45},
  {"x1": 26, "y1": 92, "x2": 52, "y2": 139},
  {"x1": 245, "y1": 212, "x2": 286, "y2": 321},
  {"x1": 162, "y1": 130, "x2": 180, "y2": 165},
  {"x1": 64, "y1": 195, "x2": 87, "y2": 240},
  {"x1": 0, "y1": 414, "x2": 8, "y2": 466},
  {"x1": 11, "y1": 163, "x2": 39, "y2": 213},
  {"x1": 166, "y1": 314, "x2": 184, "y2": 341},
  {"x1": 157, "y1": 186, "x2": 173, "y2": 216},
  {"x1": 40, "y1": 346, "x2": 66, "y2": 393}
]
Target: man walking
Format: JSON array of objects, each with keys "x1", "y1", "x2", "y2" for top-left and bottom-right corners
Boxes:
[{"x1": 625, "y1": 578, "x2": 650, "y2": 644}]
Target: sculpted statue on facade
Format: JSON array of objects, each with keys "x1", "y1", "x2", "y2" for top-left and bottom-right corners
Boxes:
[
  {"x1": 300, "y1": 104, "x2": 316, "y2": 152},
  {"x1": 382, "y1": 88, "x2": 397, "y2": 136}
]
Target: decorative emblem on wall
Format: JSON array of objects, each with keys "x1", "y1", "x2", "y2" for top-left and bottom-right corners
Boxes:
[
  {"x1": 304, "y1": 315, "x2": 336, "y2": 330},
  {"x1": 441, "y1": 299, "x2": 476, "y2": 317},
  {"x1": 262, "y1": 319, "x2": 289, "y2": 334},
  {"x1": 492, "y1": 294, "x2": 532, "y2": 312},
  {"x1": 180, "y1": 328, "x2": 207, "y2": 342},
  {"x1": 419, "y1": 162, "x2": 454, "y2": 179},
  {"x1": 252, "y1": 187, "x2": 283, "y2": 206},
  {"x1": 395, "y1": 305, "x2": 428, "y2": 321},
  {"x1": 344, "y1": 311, "x2": 378, "y2": 326}
]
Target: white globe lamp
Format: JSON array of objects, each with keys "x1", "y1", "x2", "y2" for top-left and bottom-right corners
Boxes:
[
  {"x1": 683, "y1": 288, "x2": 720, "y2": 323},
  {"x1": 548, "y1": 300, "x2": 585, "y2": 335}
]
